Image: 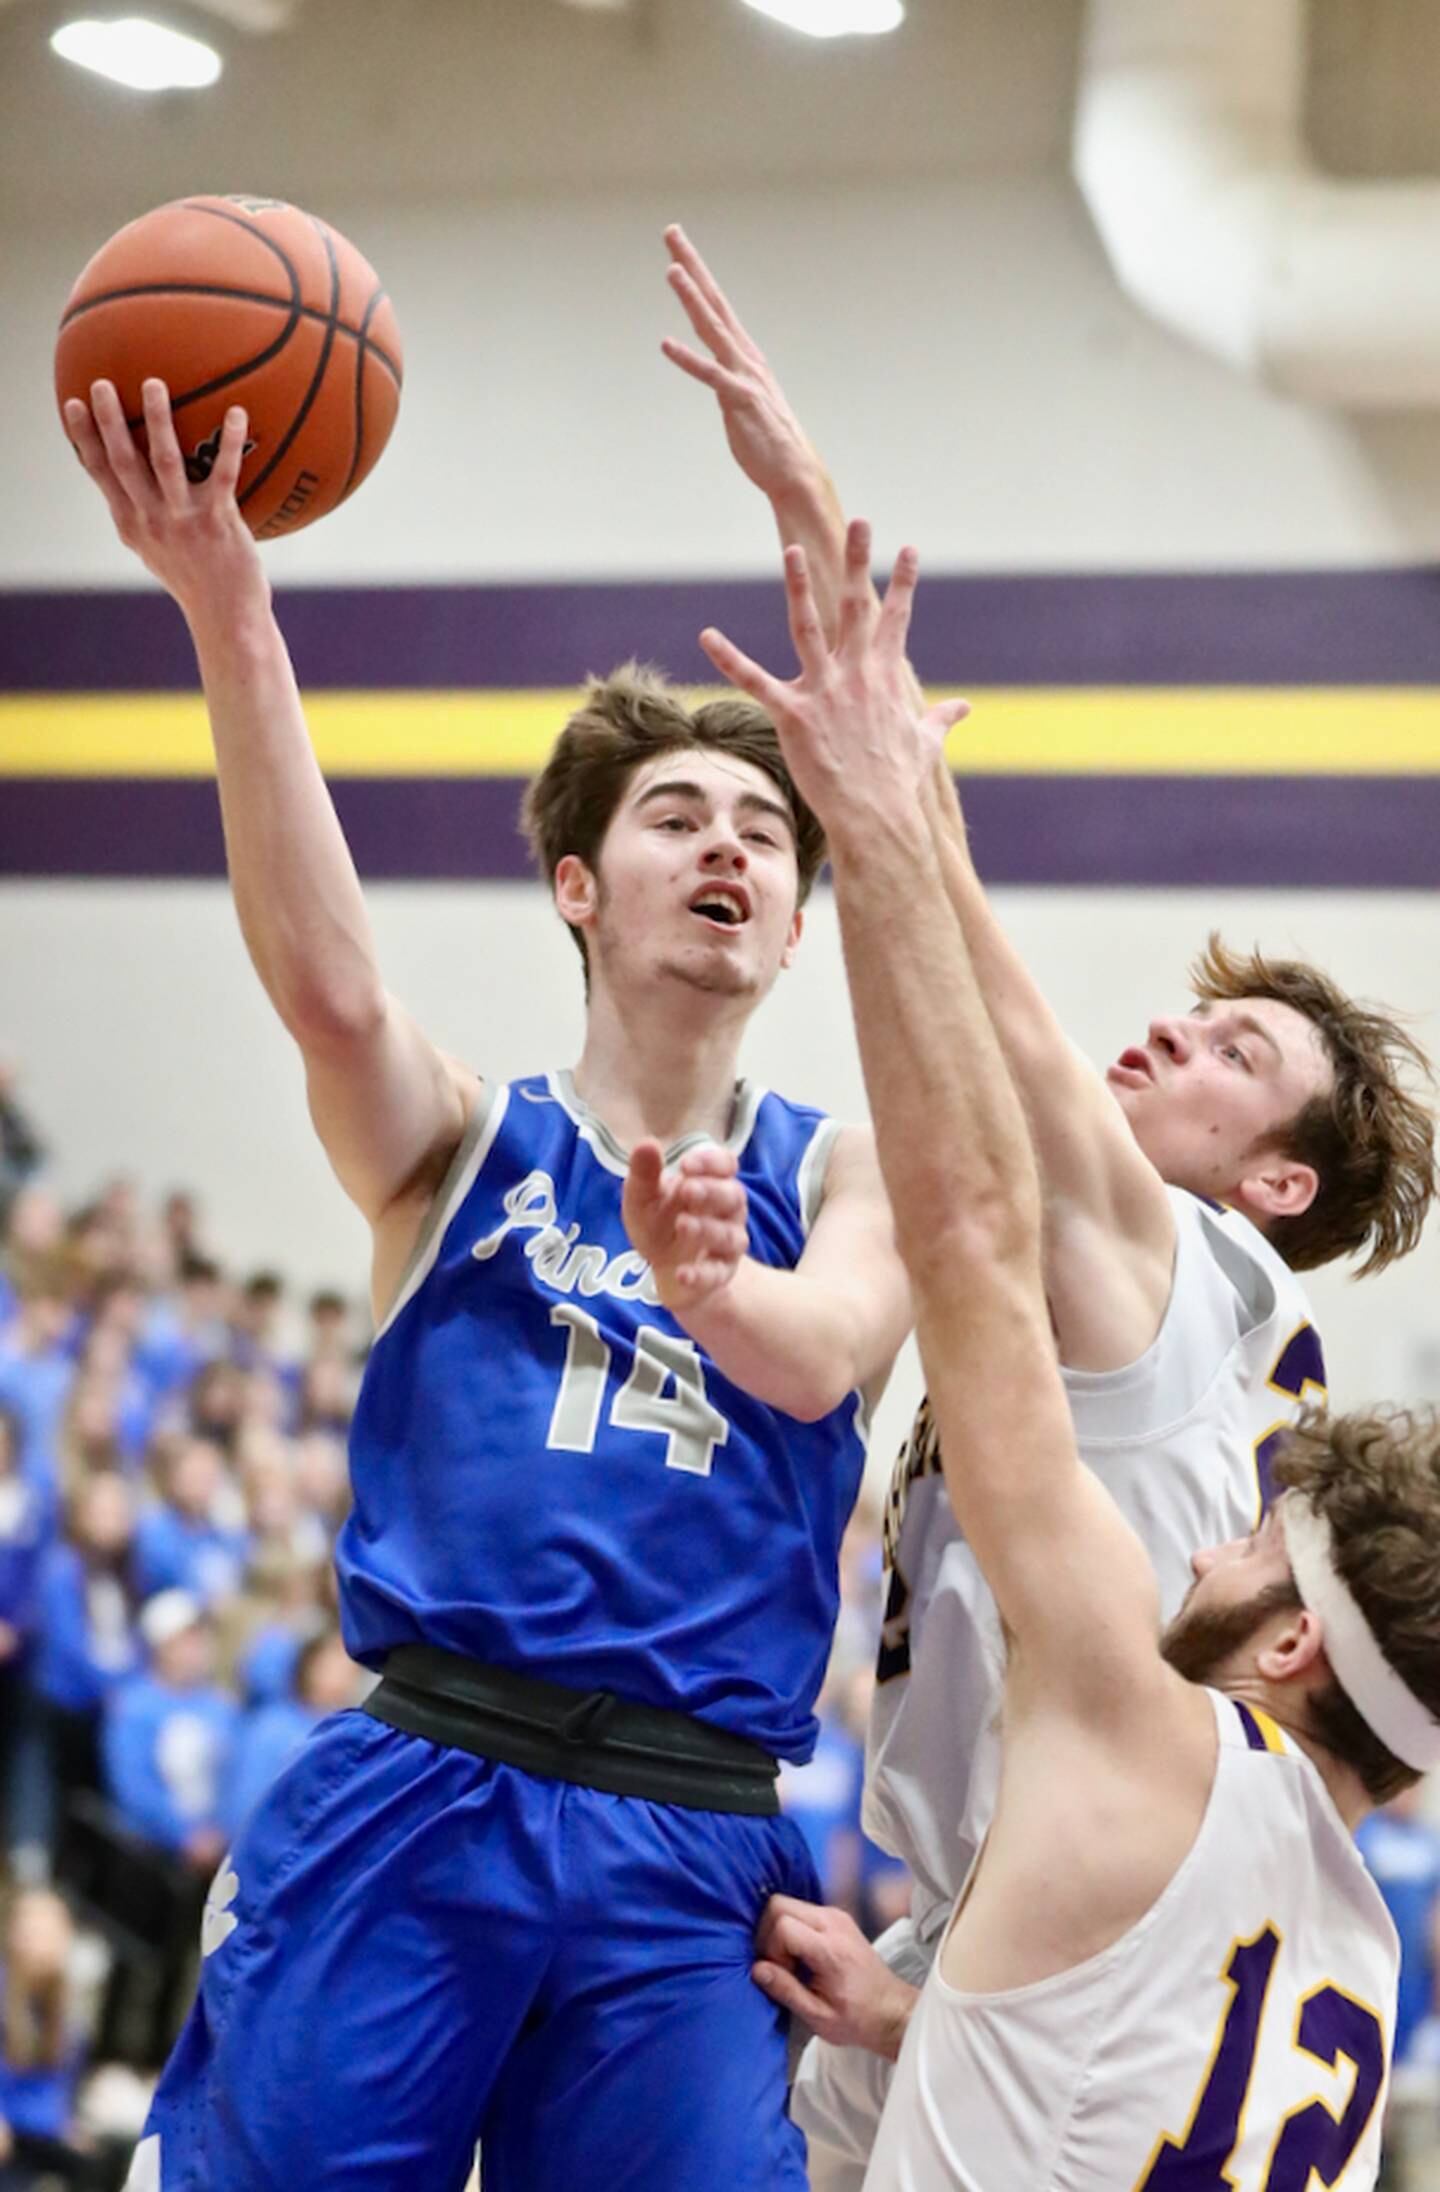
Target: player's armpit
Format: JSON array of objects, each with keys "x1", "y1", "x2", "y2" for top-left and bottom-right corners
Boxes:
[
  {"x1": 1041, "y1": 1192, "x2": 1178, "y2": 1374},
  {"x1": 923, "y1": 766, "x2": 1178, "y2": 1350}
]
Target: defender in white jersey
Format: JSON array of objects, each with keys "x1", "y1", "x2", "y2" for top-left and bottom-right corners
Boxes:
[
  {"x1": 662, "y1": 227, "x2": 1437, "y2": 2185},
  {"x1": 866, "y1": 1192, "x2": 1324, "y2": 1942},
  {"x1": 702, "y1": 528, "x2": 1440, "y2": 2192}
]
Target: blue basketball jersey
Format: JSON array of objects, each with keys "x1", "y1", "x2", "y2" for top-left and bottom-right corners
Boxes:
[{"x1": 337, "y1": 1071, "x2": 867, "y2": 1762}]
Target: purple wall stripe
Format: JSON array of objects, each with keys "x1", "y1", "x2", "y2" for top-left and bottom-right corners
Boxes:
[
  {"x1": 9, "y1": 565, "x2": 1440, "y2": 692},
  {"x1": 3, "y1": 775, "x2": 1434, "y2": 887}
]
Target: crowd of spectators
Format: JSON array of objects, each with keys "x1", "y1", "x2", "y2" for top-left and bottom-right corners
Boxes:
[
  {"x1": 1, "y1": 1062, "x2": 1438, "y2": 2185},
  {"x1": 0, "y1": 1069, "x2": 367, "y2": 2183}
]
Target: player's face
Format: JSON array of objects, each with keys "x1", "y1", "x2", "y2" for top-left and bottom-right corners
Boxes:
[
  {"x1": 1105, "y1": 996, "x2": 1332, "y2": 1213},
  {"x1": 566, "y1": 750, "x2": 804, "y2": 1004},
  {"x1": 1160, "y1": 1510, "x2": 1297, "y2": 1683}
]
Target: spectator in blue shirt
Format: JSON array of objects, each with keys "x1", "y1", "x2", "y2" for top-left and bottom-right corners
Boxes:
[
  {"x1": 227, "y1": 1270, "x2": 295, "y2": 1387},
  {"x1": 132, "y1": 1438, "x2": 248, "y2": 1610},
  {"x1": 103, "y1": 1593, "x2": 238, "y2": 1867},
  {"x1": 0, "y1": 1889, "x2": 91, "y2": 2180},
  {"x1": 0, "y1": 1405, "x2": 46, "y2": 1650},
  {"x1": 67, "y1": 1284, "x2": 158, "y2": 1465},
  {"x1": 222, "y1": 1627, "x2": 360, "y2": 1837},
  {"x1": 0, "y1": 1404, "x2": 51, "y2": 1877},
  {"x1": 32, "y1": 1471, "x2": 139, "y2": 1863},
  {"x1": 0, "y1": 1285, "x2": 74, "y2": 1507},
  {"x1": 1357, "y1": 1784, "x2": 1440, "y2": 2066},
  {"x1": 184, "y1": 1361, "x2": 247, "y2": 1456}
]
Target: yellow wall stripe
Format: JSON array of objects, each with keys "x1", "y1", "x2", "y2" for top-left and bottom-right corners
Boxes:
[{"x1": 3, "y1": 688, "x2": 1440, "y2": 778}]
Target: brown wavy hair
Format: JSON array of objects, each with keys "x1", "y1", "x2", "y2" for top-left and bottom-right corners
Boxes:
[
  {"x1": 1191, "y1": 935, "x2": 1436, "y2": 1275},
  {"x1": 1274, "y1": 1408, "x2": 1440, "y2": 1802},
  {"x1": 521, "y1": 663, "x2": 826, "y2": 983},
  {"x1": 2, "y1": 1892, "x2": 72, "y2": 2072}
]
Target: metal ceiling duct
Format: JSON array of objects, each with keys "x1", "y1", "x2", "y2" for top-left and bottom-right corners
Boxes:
[{"x1": 1074, "y1": 0, "x2": 1440, "y2": 407}]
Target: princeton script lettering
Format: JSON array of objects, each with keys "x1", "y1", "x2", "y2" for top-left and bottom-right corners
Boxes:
[{"x1": 472, "y1": 1170, "x2": 660, "y2": 1305}]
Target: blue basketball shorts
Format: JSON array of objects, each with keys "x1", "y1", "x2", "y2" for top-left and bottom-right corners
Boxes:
[{"x1": 123, "y1": 1707, "x2": 820, "y2": 2190}]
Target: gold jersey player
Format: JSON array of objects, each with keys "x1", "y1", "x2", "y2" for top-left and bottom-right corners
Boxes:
[
  {"x1": 662, "y1": 226, "x2": 1436, "y2": 2185},
  {"x1": 703, "y1": 523, "x2": 1440, "y2": 2192}
]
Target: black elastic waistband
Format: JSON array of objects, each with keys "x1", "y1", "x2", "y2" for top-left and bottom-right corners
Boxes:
[{"x1": 363, "y1": 1646, "x2": 781, "y2": 1816}]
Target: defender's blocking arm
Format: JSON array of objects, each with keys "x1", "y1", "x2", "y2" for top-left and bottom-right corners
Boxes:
[
  {"x1": 701, "y1": 528, "x2": 1163, "y2": 1710},
  {"x1": 666, "y1": 232, "x2": 1177, "y2": 1368},
  {"x1": 64, "y1": 382, "x2": 475, "y2": 1308},
  {"x1": 663, "y1": 224, "x2": 850, "y2": 639}
]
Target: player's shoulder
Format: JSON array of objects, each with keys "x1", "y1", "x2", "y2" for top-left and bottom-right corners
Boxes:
[
  {"x1": 1167, "y1": 1186, "x2": 1314, "y2": 1324},
  {"x1": 741, "y1": 1085, "x2": 834, "y2": 1165}
]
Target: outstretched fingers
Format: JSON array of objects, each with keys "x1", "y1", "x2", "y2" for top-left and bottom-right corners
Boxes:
[
  {"x1": 834, "y1": 518, "x2": 877, "y2": 658},
  {"x1": 926, "y1": 698, "x2": 972, "y2": 740},
  {"x1": 664, "y1": 226, "x2": 751, "y2": 350},
  {"x1": 666, "y1": 262, "x2": 741, "y2": 369},
  {"x1": 699, "y1": 624, "x2": 786, "y2": 712},
  {"x1": 659, "y1": 333, "x2": 730, "y2": 392},
  {"x1": 782, "y1": 545, "x2": 832, "y2": 685},
  {"x1": 876, "y1": 543, "x2": 921, "y2": 661}
]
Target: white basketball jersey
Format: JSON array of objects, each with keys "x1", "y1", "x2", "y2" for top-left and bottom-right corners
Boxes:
[
  {"x1": 864, "y1": 1191, "x2": 1325, "y2": 1932},
  {"x1": 863, "y1": 1694, "x2": 1397, "y2": 2192}
]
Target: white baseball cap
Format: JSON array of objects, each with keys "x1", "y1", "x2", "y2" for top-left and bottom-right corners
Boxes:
[{"x1": 138, "y1": 1589, "x2": 205, "y2": 1652}]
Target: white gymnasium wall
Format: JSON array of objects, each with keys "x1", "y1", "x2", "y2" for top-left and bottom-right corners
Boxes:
[
  {"x1": 15, "y1": 177, "x2": 1440, "y2": 586},
  {"x1": 2, "y1": 0, "x2": 1439, "y2": 1475}
]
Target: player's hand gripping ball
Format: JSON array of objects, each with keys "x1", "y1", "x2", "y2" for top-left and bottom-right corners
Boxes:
[{"x1": 54, "y1": 194, "x2": 403, "y2": 538}]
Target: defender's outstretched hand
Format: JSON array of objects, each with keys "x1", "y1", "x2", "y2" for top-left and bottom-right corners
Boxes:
[
  {"x1": 63, "y1": 378, "x2": 263, "y2": 618},
  {"x1": 753, "y1": 1895, "x2": 919, "y2": 2061},
  {"x1": 701, "y1": 519, "x2": 969, "y2": 829},
  {"x1": 662, "y1": 225, "x2": 828, "y2": 510},
  {"x1": 624, "y1": 1140, "x2": 750, "y2": 1314}
]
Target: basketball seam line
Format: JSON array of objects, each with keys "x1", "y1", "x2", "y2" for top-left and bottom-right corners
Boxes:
[
  {"x1": 342, "y1": 283, "x2": 387, "y2": 503},
  {"x1": 244, "y1": 218, "x2": 343, "y2": 518},
  {"x1": 61, "y1": 285, "x2": 403, "y2": 389}
]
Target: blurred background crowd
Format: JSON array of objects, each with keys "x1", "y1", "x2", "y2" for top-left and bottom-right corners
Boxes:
[{"x1": 0, "y1": 1056, "x2": 1435, "y2": 2189}]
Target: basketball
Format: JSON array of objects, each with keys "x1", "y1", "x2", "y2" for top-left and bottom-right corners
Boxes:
[{"x1": 54, "y1": 194, "x2": 403, "y2": 539}]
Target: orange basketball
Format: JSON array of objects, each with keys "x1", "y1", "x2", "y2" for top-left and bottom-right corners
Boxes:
[{"x1": 54, "y1": 194, "x2": 403, "y2": 539}]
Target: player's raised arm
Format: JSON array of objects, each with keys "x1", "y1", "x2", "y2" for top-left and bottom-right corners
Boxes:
[
  {"x1": 701, "y1": 526, "x2": 1163, "y2": 1707},
  {"x1": 920, "y1": 760, "x2": 1177, "y2": 1365},
  {"x1": 665, "y1": 231, "x2": 1176, "y2": 1370},
  {"x1": 663, "y1": 225, "x2": 851, "y2": 641},
  {"x1": 63, "y1": 381, "x2": 475, "y2": 1298}
]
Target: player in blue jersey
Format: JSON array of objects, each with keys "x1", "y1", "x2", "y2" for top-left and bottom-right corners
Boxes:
[{"x1": 64, "y1": 378, "x2": 912, "y2": 2192}]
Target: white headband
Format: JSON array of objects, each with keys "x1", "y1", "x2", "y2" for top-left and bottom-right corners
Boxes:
[{"x1": 1280, "y1": 1493, "x2": 1440, "y2": 1773}]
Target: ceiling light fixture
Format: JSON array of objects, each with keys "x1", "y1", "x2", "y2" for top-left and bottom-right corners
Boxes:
[
  {"x1": 50, "y1": 16, "x2": 223, "y2": 91},
  {"x1": 739, "y1": 0, "x2": 903, "y2": 37}
]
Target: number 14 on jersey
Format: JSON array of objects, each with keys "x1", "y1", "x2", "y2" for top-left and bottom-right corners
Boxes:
[{"x1": 547, "y1": 1303, "x2": 731, "y2": 1478}]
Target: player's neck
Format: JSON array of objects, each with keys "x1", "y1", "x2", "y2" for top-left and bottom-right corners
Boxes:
[
  {"x1": 1222, "y1": 1678, "x2": 1372, "y2": 1829},
  {"x1": 572, "y1": 989, "x2": 749, "y2": 1152}
]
